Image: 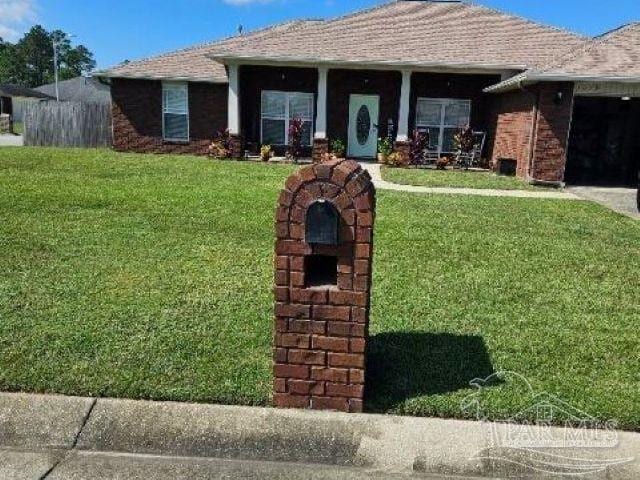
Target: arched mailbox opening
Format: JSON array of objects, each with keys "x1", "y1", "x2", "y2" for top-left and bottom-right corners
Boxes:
[{"x1": 305, "y1": 200, "x2": 339, "y2": 246}]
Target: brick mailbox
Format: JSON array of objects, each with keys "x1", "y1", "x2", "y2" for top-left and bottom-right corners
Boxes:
[{"x1": 273, "y1": 159, "x2": 376, "y2": 413}]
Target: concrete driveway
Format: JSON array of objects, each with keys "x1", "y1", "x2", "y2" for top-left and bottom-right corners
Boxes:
[
  {"x1": 567, "y1": 186, "x2": 639, "y2": 219},
  {"x1": 0, "y1": 134, "x2": 23, "y2": 146}
]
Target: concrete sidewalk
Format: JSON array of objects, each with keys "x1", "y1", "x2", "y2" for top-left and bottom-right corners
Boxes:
[
  {"x1": 1, "y1": 392, "x2": 638, "y2": 479},
  {"x1": 0, "y1": 134, "x2": 23, "y2": 146},
  {"x1": 361, "y1": 163, "x2": 582, "y2": 200},
  {"x1": 567, "y1": 186, "x2": 639, "y2": 219}
]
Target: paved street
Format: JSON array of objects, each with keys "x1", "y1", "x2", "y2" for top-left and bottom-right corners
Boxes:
[{"x1": 1, "y1": 449, "x2": 481, "y2": 480}]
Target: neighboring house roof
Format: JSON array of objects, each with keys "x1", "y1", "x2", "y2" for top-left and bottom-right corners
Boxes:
[
  {"x1": 485, "y1": 22, "x2": 640, "y2": 92},
  {"x1": 35, "y1": 77, "x2": 111, "y2": 104},
  {"x1": 208, "y1": 0, "x2": 587, "y2": 71},
  {"x1": 0, "y1": 84, "x2": 53, "y2": 99},
  {"x1": 97, "y1": 20, "x2": 322, "y2": 83}
]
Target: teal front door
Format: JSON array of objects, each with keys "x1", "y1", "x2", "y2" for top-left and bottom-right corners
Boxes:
[{"x1": 348, "y1": 94, "x2": 379, "y2": 158}]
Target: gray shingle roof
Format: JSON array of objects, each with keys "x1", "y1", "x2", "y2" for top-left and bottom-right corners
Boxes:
[
  {"x1": 35, "y1": 77, "x2": 111, "y2": 104},
  {"x1": 540, "y1": 22, "x2": 640, "y2": 78},
  {"x1": 97, "y1": 20, "x2": 322, "y2": 83},
  {"x1": 208, "y1": 1, "x2": 587, "y2": 71},
  {"x1": 0, "y1": 84, "x2": 53, "y2": 99},
  {"x1": 98, "y1": 1, "x2": 588, "y2": 83},
  {"x1": 484, "y1": 22, "x2": 640, "y2": 92}
]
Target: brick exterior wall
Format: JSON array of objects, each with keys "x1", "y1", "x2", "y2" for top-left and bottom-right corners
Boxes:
[
  {"x1": 273, "y1": 160, "x2": 376, "y2": 413},
  {"x1": 529, "y1": 82, "x2": 575, "y2": 183},
  {"x1": 312, "y1": 138, "x2": 329, "y2": 164},
  {"x1": 488, "y1": 82, "x2": 574, "y2": 182},
  {"x1": 487, "y1": 90, "x2": 536, "y2": 178},
  {"x1": 111, "y1": 78, "x2": 227, "y2": 155}
]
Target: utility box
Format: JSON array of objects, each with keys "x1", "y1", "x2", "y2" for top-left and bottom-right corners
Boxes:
[{"x1": 273, "y1": 159, "x2": 376, "y2": 413}]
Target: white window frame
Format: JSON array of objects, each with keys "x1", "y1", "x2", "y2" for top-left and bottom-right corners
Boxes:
[
  {"x1": 415, "y1": 98, "x2": 471, "y2": 156},
  {"x1": 162, "y1": 82, "x2": 189, "y2": 142},
  {"x1": 260, "y1": 90, "x2": 314, "y2": 147}
]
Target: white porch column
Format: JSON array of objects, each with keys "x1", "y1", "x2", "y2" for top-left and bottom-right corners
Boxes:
[
  {"x1": 314, "y1": 67, "x2": 328, "y2": 139},
  {"x1": 396, "y1": 70, "x2": 412, "y2": 142},
  {"x1": 227, "y1": 63, "x2": 240, "y2": 135}
]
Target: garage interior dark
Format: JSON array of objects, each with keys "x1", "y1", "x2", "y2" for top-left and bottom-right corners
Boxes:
[{"x1": 566, "y1": 96, "x2": 640, "y2": 186}]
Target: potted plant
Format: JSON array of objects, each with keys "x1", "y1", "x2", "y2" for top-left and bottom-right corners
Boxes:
[
  {"x1": 330, "y1": 139, "x2": 346, "y2": 159},
  {"x1": 386, "y1": 151, "x2": 409, "y2": 167},
  {"x1": 436, "y1": 156, "x2": 450, "y2": 170},
  {"x1": 377, "y1": 137, "x2": 393, "y2": 163},
  {"x1": 260, "y1": 144, "x2": 272, "y2": 162},
  {"x1": 208, "y1": 129, "x2": 231, "y2": 159}
]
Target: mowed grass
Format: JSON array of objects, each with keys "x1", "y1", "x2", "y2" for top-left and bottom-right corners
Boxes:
[
  {"x1": 1, "y1": 148, "x2": 638, "y2": 430},
  {"x1": 382, "y1": 166, "x2": 543, "y2": 190}
]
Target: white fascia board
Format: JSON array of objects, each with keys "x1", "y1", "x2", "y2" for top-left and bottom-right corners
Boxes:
[
  {"x1": 94, "y1": 71, "x2": 227, "y2": 84},
  {"x1": 484, "y1": 72, "x2": 640, "y2": 93},
  {"x1": 206, "y1": 53, "x2": 527, "y2": 74}
]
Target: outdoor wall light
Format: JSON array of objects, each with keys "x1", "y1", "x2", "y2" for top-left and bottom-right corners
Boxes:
[
  {"x1": 554, "y1": 91, "x2": 564, "y2": 105},
  {"x1": 621, "y1": 96, "x2": 631, "y2": 101}
]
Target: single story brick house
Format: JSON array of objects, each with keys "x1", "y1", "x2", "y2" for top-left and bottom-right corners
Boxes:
[{"x1": 96, "y1": 0, "x2": 640, "y2": 186}]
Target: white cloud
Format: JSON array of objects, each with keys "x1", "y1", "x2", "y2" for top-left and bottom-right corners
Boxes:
[{"x1": 0, "y1": 0, "x2": 36, "y2": 41}]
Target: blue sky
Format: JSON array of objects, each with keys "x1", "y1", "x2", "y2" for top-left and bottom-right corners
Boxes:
[{"x1": 1, "y1": 0, "x2": 639, "y2": 69}]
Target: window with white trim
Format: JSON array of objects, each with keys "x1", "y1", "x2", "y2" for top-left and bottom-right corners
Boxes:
[
  {"x1": 415, "y1": 98, "x2": 471, "y2": 155},
  {"x1": 261, "y1": 91, "x2": 314, "y2": 146},
  {"x1": 162, "y1": 82, "x2": 189, "y2": 141}
]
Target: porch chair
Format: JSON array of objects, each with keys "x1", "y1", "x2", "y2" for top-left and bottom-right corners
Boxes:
[
  {"x1": 456, "y1": 131, "x2": 486, "y2": 169},
  {"x1": 413, "y1": 127, "x2": 440, "y2": 167}
]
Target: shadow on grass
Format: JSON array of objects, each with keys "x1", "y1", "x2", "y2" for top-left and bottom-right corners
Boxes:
[{"x1": 365, "y1": 332, "x2": 496, "y2": 412}]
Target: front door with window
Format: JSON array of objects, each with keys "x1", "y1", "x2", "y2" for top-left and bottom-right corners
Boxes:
[{"x1": 348, "y1": 95, "x2": 379, "y2": 158}]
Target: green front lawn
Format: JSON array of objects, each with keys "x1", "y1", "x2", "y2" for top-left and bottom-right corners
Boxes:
[
  {"x1": 1, "y1": 148, "x2": 638, "y2": 430},
  {"x1": 382, "y1": 166, "x2": 543, "y2": 190}
]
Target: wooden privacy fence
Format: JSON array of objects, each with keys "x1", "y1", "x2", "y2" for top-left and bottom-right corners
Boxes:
[{"x1": 23, "y1": 101, "x2": 112, "y2": 148}]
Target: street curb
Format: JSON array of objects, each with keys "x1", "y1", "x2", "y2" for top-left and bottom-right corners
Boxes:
[{"x1": 1, "y1": 392, "x2": 638, "y2": 479}]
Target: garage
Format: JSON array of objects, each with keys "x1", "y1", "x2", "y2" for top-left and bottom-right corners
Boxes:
[{"x1": 566, "y1": 95, "x2": 640, "y2": 186}]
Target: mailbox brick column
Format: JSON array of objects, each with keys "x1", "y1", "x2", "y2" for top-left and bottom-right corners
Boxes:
[{"x1": 273, "y1": 159, "x2": 376, "y2": 413}]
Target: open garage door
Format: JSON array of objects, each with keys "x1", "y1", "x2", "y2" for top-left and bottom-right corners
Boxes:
[{"x1": 565, "y1": 97, "x2": 640, "y2": 186}]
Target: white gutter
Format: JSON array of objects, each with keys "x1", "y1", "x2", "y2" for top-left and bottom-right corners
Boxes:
[
  {"x1": 208, "y1": 52, "x2": 527, "y2": 74},
  {"x1": 485, "y1": 71, "x2": 640, "y2": 93},
  {"x1": 93, "y1": 71, "x2": 227, "y2": 84}
]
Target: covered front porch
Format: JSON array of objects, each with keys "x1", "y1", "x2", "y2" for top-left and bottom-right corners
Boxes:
[{"x1": 225, "y1": 63, "x2": 502, "y2": 163}]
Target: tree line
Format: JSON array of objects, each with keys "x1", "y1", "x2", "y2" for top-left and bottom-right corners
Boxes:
[{"x1": 0, "y1": 26, "x2": 96, "y2": 88}]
